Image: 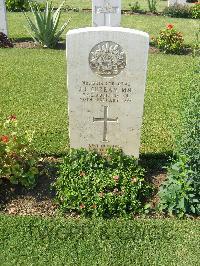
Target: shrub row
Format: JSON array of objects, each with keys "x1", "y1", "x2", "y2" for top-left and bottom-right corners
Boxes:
[{"x1": 163, "y1": 3, "x2": 200, "y2": 19}]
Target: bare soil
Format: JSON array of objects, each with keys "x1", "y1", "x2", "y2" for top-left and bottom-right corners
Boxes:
[{"x1": 12, "y1": 41, "x2": 159, "y2": 53}]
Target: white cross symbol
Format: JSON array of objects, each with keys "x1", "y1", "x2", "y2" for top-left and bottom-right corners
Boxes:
[{"x1": 93, "y1": 106, "x2": 118, "y2": 142}]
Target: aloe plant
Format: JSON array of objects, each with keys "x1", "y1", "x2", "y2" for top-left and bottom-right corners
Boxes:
[{"x1": 24, "y1": 1, "x2": 69, "y2": 48}]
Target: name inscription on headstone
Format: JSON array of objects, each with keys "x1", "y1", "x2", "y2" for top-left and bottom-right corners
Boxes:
[{"x1": 79, "y1": 81, "x2": 133, "y2": 103}]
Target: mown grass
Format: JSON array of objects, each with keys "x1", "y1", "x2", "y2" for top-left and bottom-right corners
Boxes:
[
  {"x1": 51, "y1": 0, "x2": 189, "y2": 12},
  {"x1": 8, "y1": 12, "x2": 197, "y2": 46},
  {"x1": 1, "y1": 12, "x2": 197, "y2": 157},
  {"x1": 0, "y1": 47, "x2": 196, "y2": 155},
  {"x1": 0, "y1": 215, "x2": 200, "y2": 266}
]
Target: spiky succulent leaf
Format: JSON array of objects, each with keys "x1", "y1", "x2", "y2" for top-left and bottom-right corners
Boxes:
[{"x1": 24, "y1": 0, "x2": 69, "y2": 48}]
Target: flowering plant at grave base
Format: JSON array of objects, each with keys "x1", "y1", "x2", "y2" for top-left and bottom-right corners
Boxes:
[
  {"x1": 151, "y1": 24, "x2": 185, "y2": 54},
  {"x1": 54, "y1": 148, "x2": 152, "y2": 217},
  {"x1": 0, "y1": 115, "x2": 38, "y2": 188},
  {"x1": 190, "y1": 2, "x2": 200, "y2": 19}
]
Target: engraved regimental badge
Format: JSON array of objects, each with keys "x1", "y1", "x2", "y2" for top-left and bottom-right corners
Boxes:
[{"x1": 89, "y1": 41, "x2": 126, "y2": 78}]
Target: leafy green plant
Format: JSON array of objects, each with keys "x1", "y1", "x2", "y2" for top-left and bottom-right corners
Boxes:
[
  {"x1": 54, "y1": 148, "x2": 151, "y2": 217},
  {"x1": 6, "y1": 0, "x2": 45, "y2": 12},
  {"x1": 151, "y1": 24, "x2": 185, "y2": 54},
  {"x1": 147, "y1": 0, "x2": 157, "y2": 13},
  {"x1": 190, "y1": 2, "x2": 200, "y2": 19},
  {"x1": 24, "y1": 1, "x2": 70, "y2": 48},
  {"x1": 0, "y1": 115, "x2": 38, "y2": 188},
  {"x1": 158, "y1": 155, "x2": 200, "y2": 217},
  {"x1": 158, "y1": 51, "x2": 200, "y2": 217},
  {"x1": 163, "y1": 3, "x2": 199, "y2": 19},
  {"x1": 6, "y1": 0, "x2": 29, "y2": 11},
  {"x1": 129, "y1": 2, "x2": 141, "y2": 13}
]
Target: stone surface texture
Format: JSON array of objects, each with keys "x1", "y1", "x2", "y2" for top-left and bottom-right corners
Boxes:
[
  {"x1": 92, "y1": 0, "x2": 121, "y2": 27},
  {"x1": 67, "y1": 27, "x2": 149, "y2": 158},
  {"x1": 0, "y1": 0, "x2": 7, "y2": 35},
  {"x1": 168, "y1": 0, "x2": 186, "y2": 6}
]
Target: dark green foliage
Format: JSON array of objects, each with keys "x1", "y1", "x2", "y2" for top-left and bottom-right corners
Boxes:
[
  {"x1": 129, "y1": 2, "x2": 141, "y2": 13},
  {"x1": 6, "y1": 0, "x2": 45, "y2": 12},
  {"x1": 54, "y1": 148, "x2": 151, "y2": 217},
  {"x1": 159, "y1": 59, "x2": 200, "y2": 217},
  {"x1": 159, "y1": 155, "x2": 200, "y2": 217},
  {"x1": 163, "y1": 3, "x2": 199, "y2": 19},
  {"x1": 147, "y1": 0, "x2": 157, "y2": 13},
  {"x1": 177, "y1": 64, "x2": 200, "y2": 194},
  {"x1": 163, "y1": 4, "x2": 190, "y2": 18},
  {"x1": 190, "y1": 2, "x2": 200, "y2": 19},
  {"x1": 0, "y1": 215, "x2": 200, "y2": 265},
  {"x1": 0, "y1": 32, "x2": 13, "y2": 48},
  {"x1": 6, "y1": 0, "x2": 29, "y2": 12},
  {"x1": 187, "y1": 0, "x2": 197, "y2": 2}
]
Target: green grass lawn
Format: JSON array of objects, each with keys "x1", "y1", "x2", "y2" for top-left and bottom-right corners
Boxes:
[
  {"x1": 1, "y1": 12, "x2": 197, "y2": 156},
  {"x1": 0, "y1": 48, "x2": 196, "y2": 155},
  {"x1": 0, "y1": 215, "x2": 200, "y2": 266},
  {"x1": 1, "y1": 8, "x2": 199, "y2": 266},
  {"x1": 51, "y1": 0, "x2": 188, "y2": 12},
  {"x1": 8, "y1": 12, "x2": 197, "y2": 46}
]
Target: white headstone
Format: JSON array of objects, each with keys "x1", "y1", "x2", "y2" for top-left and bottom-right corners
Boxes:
[
  {"x1": 168, "y1": 0, "x2": 186, "y2": 6},
  {"x1": 67, "y1": 27, "x2": 149, "y2": 158},
  {"x1": 92, "y1": 0, "x2": 121, "y2": 27},
  {"x1": 0, "y1": 0, "x2": 8, "y2": 35}
]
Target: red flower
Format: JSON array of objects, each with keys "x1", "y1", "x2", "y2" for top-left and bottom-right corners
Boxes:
[
  {"x1": 80, "y1": 203, "x2": 85, "y2": 209},
  {"x1": 1, "y1": 135, "x2": 9, "y2": 143},
  {"x1": 9, "y1": 114, "x2": 17, "y2": 121},
  {"x1": 167, "y1": 24, "x2": 173, "y2": 30},
  {"x1": 113, "y1": 175, "x2": 119, "y2": 182}
]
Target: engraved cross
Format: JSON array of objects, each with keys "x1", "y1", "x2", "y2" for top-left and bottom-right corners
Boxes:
[
  {"x1": 93, "y1": 106, "x2": 118, "y2": 142},
  {"x1": 95, "y1": 1, "x2": 119, "y2": 26}
]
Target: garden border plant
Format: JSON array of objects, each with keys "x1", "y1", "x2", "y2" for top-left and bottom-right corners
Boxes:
[
  {"x1": 0, "y1": 115, "x2": 38, "y2": 188},
  {"x1": 151, "y1": 24, "x2": 186, "y2": 54},
  {"x1": 158, "y1": 43, "x2": 200, "y2": 217},
  {"x1": 54, "y1": 148, "x2": 152, "y2": 218}
]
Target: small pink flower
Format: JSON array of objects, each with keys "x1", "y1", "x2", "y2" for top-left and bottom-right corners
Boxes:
[
  {"x1": 113, "y1": 175, "x2": 119, "y2": 182},
  {"x1": 80, "y1": 203, "x2": 85, "y2": 209}
]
